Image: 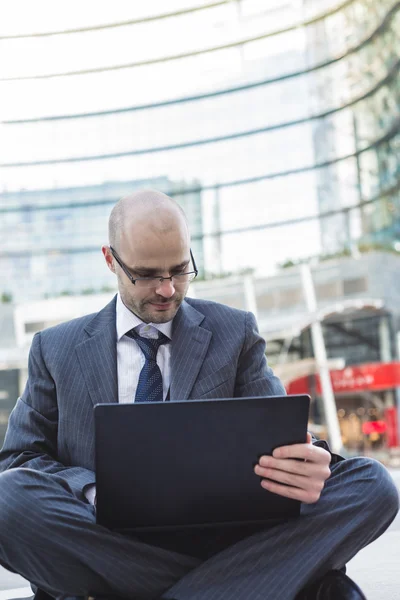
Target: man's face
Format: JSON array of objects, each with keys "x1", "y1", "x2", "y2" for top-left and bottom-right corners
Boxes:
[{"x1": 106, "y1": 224, "x2": 191, "y2": 324}]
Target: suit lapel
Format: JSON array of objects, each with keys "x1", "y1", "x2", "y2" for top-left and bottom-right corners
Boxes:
[
  {"x1": 76, "y1": 297, "x2": 118, "y2": 406},
  {"x1": 170, "y1": 300, "x2": 211, "y2": 400},
  {"x1": 75, "y1": 296, "x2": 211, "y2": 404}
]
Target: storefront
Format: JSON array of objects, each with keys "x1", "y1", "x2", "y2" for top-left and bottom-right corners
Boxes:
[{"x1": 287, "y1": 362, "x2": 400, "y2": 451}]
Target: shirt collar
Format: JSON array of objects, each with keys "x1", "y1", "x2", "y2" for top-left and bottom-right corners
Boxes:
[{"x1": 116, "y1": 293, "x2": 173, "y2": 341}]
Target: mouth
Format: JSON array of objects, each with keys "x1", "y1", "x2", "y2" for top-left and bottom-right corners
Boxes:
[{"x1": 150, "y1": 302, "x2": 174, "y2": 310}]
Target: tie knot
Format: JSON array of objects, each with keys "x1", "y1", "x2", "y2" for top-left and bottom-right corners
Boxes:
[{"x1": 126, "y1": 328, "x2": 169, "y2": 361}]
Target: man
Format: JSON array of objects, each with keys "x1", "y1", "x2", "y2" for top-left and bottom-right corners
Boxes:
[{"x1": 0, "y1": 190, "x2": 398, "y2": 600}]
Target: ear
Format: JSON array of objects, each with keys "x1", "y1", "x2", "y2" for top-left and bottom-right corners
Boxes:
[{"x1": 102, "y1": 246, "x2": 115, "y2": 273}]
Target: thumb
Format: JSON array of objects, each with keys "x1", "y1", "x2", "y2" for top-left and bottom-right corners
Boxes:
[{"x1": 306, "y1": 431, "x2": 312, "y2": 444}]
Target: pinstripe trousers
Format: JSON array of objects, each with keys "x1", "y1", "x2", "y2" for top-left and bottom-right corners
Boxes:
[{"x1": 0, "y1": 456, "x2": 398, "y2": 600}]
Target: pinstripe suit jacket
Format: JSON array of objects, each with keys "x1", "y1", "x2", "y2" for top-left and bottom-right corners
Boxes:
[{"x1": 0, "y1": 296, "x2": 285, "y2": 501}]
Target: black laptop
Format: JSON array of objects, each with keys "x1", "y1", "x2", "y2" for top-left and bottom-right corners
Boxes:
[{"x1": 94, "y1": 395, "x2": 310, "y2": 532}]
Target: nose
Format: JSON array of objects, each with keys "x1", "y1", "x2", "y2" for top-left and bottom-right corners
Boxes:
[{"x1": 156, "y1": 277, "x2": 175, "y2": 298}]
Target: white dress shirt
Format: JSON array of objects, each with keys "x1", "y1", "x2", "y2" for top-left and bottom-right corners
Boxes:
[{"x1": 85, "y1": 294, "x2": 173, "y2": 505}]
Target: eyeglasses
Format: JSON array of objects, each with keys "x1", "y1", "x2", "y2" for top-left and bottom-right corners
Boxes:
[{"x1": 109, "y1": 246, "x2": 198, "y2": 288}]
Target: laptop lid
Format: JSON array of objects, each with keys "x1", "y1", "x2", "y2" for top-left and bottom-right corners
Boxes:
[{"x1": 95, "y1": 395, "x2": 310, "y2": 532}]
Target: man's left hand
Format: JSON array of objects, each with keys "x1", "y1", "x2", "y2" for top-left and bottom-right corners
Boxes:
[{"x1": 254, "y1": 433, "x2": 331, "y2": 504}]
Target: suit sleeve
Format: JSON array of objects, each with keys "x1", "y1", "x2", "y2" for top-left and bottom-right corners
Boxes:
[
  {"x1": 234, "y1": 312, "x2": 286, "y2": 397},
  {"x1": 0, "y1": 332, "x2": 95, "y2": 500}
]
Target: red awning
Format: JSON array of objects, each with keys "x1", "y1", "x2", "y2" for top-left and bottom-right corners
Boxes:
[{"x1": 286, "y1": 361, "x2": 400, "y2": 396}]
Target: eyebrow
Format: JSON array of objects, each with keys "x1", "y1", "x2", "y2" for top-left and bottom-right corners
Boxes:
[{"x1": 131, "y1": 260, "x2": 190, "y2": 276}]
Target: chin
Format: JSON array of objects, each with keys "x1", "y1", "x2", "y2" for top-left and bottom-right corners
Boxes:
[
  {"x1": 149, "y1": 316, "x2": 172, "y2": 324},
  {"x1": 146, "y1": 304, "x2": 181, "y2": 323},
  {"x1": 147, "y1": 310, "x2": 176, "y2": 324}
]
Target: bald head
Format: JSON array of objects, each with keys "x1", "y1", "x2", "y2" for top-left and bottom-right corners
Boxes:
[
  {"x1": 109, "y1": 189, "x2": 188, "y2": 251},
  {"x1": 103, "y1": 189, "x2": 193, "y2": 323}
]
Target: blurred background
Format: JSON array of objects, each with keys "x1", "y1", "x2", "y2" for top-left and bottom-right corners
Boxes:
[{"x1": 1, "y1": 0, "x2": 400, "y2": 461}]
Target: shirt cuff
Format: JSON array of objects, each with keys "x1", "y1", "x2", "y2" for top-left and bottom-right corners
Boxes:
[
  {"x1": 312, "y1": 438, "x2": 345, "y2": 465},
  {"x1": 84, "y1": 483, "x2": 97, "y2": 506}
]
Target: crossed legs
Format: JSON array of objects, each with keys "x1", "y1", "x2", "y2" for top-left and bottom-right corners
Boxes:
[
  {"x1": 164, "y1": 457, "x2": 399, "y2": 599},
  {"x1": 0, "y1": 457, "x2": 398, "y2": 600}
]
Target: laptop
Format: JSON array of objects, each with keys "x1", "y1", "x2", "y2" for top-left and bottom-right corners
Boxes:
[{"x1": 94, "y1": 394, "x2": 310, "y2": 532}]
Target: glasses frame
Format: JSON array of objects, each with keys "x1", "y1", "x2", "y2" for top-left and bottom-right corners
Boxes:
[{"x1": 109, "y1": 245, "x2": 198, "y2": 287}]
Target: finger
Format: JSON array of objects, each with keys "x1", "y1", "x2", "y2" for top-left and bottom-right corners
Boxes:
[
  {"x1": 261, "y1": 478, "x2": 322, "y2": 504},
  {"x1": 256, "y1": 457, "x2": 324, "y2": 478},
  {"x1": 306, "y1": 432, "x2": 312, "y2": 444},
  {"x1": 272, "y1": 442, "x2": 330, "y2": 464},
  {"x1": 255, "y1": 464, "x2": 309, "y2": 489}
]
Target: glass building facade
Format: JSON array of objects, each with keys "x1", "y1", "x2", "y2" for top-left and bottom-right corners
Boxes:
[
  {"x1": 0, "y1": 178, "x2": 204, "y2": 299},
  {"x1": 304, "y1": 0, "x2": 400, "y2": 252},
  {"x1": 1, "y1": 0, "x2": 399, "y2": 302}
]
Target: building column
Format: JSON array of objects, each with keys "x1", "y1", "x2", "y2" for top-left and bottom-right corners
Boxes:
[{"x1": 379, "y1": 316, "x2": 395, "y2": 409}]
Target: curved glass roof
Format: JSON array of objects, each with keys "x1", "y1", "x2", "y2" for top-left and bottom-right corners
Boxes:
[{"x1": 0, "y1": 0, "x2": 399, "y2": 299}]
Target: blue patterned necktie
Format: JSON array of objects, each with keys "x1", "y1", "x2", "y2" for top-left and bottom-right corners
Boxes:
[{"x1": 126, "y1": 328, "x2": 169, "y2": 402}]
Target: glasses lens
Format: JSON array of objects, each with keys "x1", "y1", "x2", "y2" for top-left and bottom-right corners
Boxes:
[
  {"x1": 173, "y1": 272, "x2": 196, "y2": 284},
  {"x1": 135, "y1": 279, "x2": 160, "y2": 289},
  {"x1": 134, "y1": 273, "x2": 196, "y2": 288}
]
